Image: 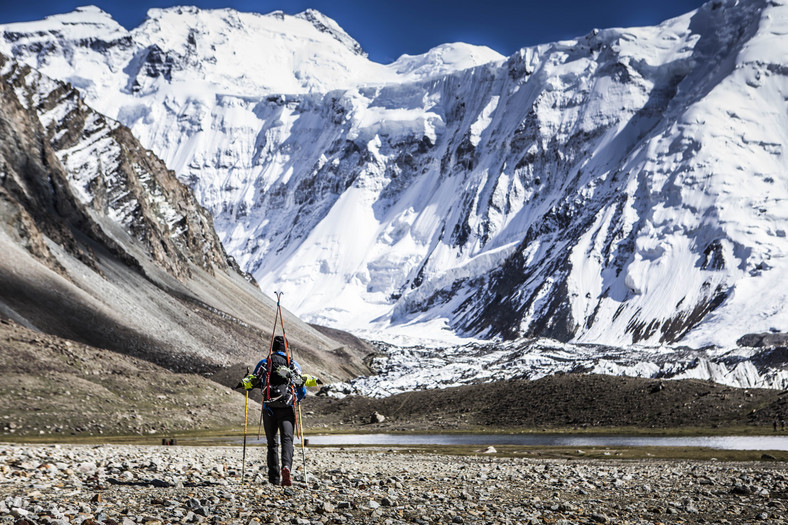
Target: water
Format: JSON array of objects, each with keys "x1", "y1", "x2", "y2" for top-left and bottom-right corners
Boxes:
[{"x1": 303, "y1": 433, "x2": 788, "y2": 451}]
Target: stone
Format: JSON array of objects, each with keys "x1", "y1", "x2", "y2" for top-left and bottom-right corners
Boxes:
[{"x1": 1, "y1": 443, "x2": 786, "y2": 525}]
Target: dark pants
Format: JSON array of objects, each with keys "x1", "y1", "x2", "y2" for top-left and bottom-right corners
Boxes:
[{"x1": 262, "y1": 405, "x2": 295, "y2": 483}]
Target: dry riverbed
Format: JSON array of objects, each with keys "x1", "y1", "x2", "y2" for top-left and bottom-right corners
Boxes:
[{"x1": 1, "y1": 443, "x2": 787, "y2": 524}]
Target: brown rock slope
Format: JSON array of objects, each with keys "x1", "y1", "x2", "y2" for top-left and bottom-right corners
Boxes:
[{"x1": 0, "y1": 318, "x2": 246, "y2": 437}]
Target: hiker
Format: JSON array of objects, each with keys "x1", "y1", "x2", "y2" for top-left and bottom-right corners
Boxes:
[{"x1": 239, "y1": 335, "x2": 320, "y2": 486}]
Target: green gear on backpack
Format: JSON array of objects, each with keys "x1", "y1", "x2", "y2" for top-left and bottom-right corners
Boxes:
[
  {"x1": 241, "y1": 374, "x2": 256, "y2": 390},
  {"x1": 275, "y1": 365, "x2": 292, "y2": 380},
  {"x1": 277, "y1": 365, "x2": 305, "y2": 387}
]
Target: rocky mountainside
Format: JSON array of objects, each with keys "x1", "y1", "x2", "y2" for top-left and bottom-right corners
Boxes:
[
  {"x1": 0, "y1": 52, "x2": 371, "y2": 384},
  {"x1": 2, "y1": 1, "x2": 787, "y2": 354}
]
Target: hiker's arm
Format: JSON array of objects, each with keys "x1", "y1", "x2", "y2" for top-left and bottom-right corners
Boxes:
[
  {"x1": 234, "y1": 358, "x2": 267, "y2": 390},
  {"x1": 252, "y1": 358, "x2": 267, "y2": 377},
  {"x1": 301, "y1": 374, "x2": 322, "y2": 387},
  {"x1": 234, "y1": 372, "x2": 258, "y2": 390},
  {"x1": 240, "y1": 374, "x2": 258, "y2": 390}
]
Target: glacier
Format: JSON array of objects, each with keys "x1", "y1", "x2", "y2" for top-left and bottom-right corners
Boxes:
[
  {"x1": 1, "y1": 1, "x2": 787, "y2": 368},
  {"x1": 330, "y1": 338, "x2": 788, "y2": 397}
]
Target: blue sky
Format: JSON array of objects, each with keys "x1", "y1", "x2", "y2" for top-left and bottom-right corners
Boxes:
[{"x1": 2, "y1": 1, "x2": 708, "y2": 63}]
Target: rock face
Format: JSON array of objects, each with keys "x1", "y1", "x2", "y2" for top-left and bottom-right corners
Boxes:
[
  {"x1": 1, "y1": 55, "x2": 230, "y2": 280},
  {"x1": 738, "y1": 332, "x2": 788, "y2": 348},
  {"x1": 0, "y1": 52, "x2": 371, "y2": 383},
  {"x1": 2, "y1": 1, "x2": 786, "y2": 348}
]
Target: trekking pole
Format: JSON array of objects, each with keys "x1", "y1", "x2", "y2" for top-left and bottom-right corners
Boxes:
[
  {"x1": 297, "y1": 402, "x2": 308, "y2": 486},
  {"x1": 276, "y1": 295, "x2": 309, "y2": 488},
  {"x1": 241, "y1": 367, "x2": 249, "y2": 485}
]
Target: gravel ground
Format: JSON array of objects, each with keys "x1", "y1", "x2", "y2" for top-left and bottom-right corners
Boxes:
[{"x1": 1, "y1": 444, "x2": 787, "y2": 524}]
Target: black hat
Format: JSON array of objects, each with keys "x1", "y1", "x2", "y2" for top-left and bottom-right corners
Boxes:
[{"x1": 272, "y1": 335, "x2": 285, "y2": 352}]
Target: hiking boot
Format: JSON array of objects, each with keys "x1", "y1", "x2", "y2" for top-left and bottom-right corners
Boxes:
[
  {"x1": 267, "y1": 467, "x2": 280, "y2": 485},
  {"x1": 281, "y1": 466, "x2": 291, "y2": 487}
]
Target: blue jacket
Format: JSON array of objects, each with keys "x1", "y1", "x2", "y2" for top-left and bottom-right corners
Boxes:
[{"x1": 253, "y1": 351, "x2": 306, "y2": 403}]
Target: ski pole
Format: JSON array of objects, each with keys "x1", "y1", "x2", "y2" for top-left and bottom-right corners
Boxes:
[
  {"x1": 276, "y1": 295, "x2": 308, "y2": 488},
  {"x1": 241, "y1": 369, "x2": 249, "y2": 485},
  {"x1": 276, "y1": 293, "x2": 299, "y2": 436},
  {"x1": 257, "y1": 301, "x2": 280, "y2": 439}
]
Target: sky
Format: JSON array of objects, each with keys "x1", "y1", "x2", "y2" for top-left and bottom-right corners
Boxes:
[{"x1": 1, "y1": 0, "x2": 709, "y2": 63}]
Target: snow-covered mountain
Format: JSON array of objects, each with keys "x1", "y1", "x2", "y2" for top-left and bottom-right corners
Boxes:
[{"x1": 2, "y1": 0, "x2": 786, "y2": 352}]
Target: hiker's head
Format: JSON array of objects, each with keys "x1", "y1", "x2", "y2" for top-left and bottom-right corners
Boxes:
[{"x1": 273, "y1": 335, "x2": 285, "y2": 352}]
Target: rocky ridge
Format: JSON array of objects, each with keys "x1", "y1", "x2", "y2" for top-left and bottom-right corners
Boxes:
[
  {"x1": 1, "y1": 54, "x2": 231, "y2": 280},
  {"x1": 307, "y1": 373, "x2": 788, "y2": 433}
]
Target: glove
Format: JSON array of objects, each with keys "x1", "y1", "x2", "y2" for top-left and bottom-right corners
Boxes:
[
  {"x1": 240, "y1": 374, "x2": 257, "y2": 390},
  {"x1": 301, "y1": 374, "x2": 322, "y2": 387}
]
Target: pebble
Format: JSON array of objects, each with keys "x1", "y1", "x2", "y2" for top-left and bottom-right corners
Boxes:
[{"x1": 0, "y1": 444, "x2": 785, "y2": 524}]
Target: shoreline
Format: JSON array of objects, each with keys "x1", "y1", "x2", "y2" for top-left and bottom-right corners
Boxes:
[{"x1": 3, "y1": 429, "x2": 788, "y2": 462}]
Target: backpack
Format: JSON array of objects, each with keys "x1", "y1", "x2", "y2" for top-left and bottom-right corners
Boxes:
[{"x1": 264, "y1": 352, "x2": 296, "y2": 408}]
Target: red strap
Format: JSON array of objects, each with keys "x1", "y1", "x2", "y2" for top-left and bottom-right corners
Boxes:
[
  {"x1": 277, "y1": 300, "x2": 300, "y2": 427},
  {"x1": 264, "y1": 301, "x2": 279, "y2": 402}
]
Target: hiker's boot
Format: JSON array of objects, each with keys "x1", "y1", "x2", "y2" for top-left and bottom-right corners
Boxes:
[
  {"x1": 281, "y1": 466, "x2": 291, "y2": 487},
  {"x1": 267, "y1": 467, "x2": 280, "y2": 485}
]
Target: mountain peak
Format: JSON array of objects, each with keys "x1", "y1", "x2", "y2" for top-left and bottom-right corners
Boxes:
[
  {"x1": 389, "y1": 42, "x2": 504, "y2": 80},
  {"x1": 294, "y1": 8, "x2": 367, "y2": 57},
  {"x1": 1, "y1": 4, "x2": 126, "y2": 37}
]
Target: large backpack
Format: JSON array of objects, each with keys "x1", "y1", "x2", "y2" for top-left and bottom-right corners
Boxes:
[{"x1": 264, "y1": 352, "x2": 296, "y2": 408}]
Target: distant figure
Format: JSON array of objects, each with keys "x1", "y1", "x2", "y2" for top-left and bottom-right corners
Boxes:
[
  {"x1": 239, "y1": 336, "x2": 321, "y2": 486},
  {"x1": 781, "y1": 418, "x2": 785, "y2": 431},
  {"x1": 774, "y1": 420, "x2": 779, "y2": 432}
]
